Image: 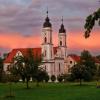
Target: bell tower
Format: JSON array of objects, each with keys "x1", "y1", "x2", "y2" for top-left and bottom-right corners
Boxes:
[
  {"x1": 41, "y1": 10, "x2": 53, "y2": 60},
  {"x1": 58, "y1": 17, "x2": 67, "y2": 58}
]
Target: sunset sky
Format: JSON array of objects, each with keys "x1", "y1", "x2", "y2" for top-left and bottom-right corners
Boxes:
[{"x1": 0, "y1": 0, "x2": 100, "y2": 56}]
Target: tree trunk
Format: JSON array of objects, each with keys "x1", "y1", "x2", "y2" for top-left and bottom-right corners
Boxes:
[
  {"x1": 36, "y1": 81, "x2": 39, "y2": 87},
  {"x1": 26, "y1": 79, "x2": 29, "y2": 89},
  {"x1": 80, "y1": 79, "x2": 82, "y2": 86}
]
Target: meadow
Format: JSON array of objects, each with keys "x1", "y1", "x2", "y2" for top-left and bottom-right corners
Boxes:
[{"x1": 0, "y1": 82, "x2": 100, "y2": 100}]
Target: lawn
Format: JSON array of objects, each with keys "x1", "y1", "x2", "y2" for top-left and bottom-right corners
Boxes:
[{"x1": 0, "y1": 82, "x2": 100, "y2": 100}]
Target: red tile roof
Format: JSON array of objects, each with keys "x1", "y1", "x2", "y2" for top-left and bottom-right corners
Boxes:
[
  {"x1": 4, "y1": 48, "x2": 41, "y2": 63},
  {"x1": 4, "y1": 47, "x2": 57, "y2": 63},
  {"x1": 93, "y1": 57, "x2": 100, "y2": 64},
  {"x1": 68, "y1": 54, "x2": 100, "y2": 64},
  {"x1": 68, "y1": 54, "x2": 80, "y2": 62}
]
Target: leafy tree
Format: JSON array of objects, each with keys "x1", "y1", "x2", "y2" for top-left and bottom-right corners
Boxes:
[
  {"x1": 0, "y1": 57, "x2": 3, "y2": 82},
  {"x1": 10, "y1": 48, "x2": 42, "y2": 89},
  {"x1": 34, "y1": 68, "x2": 48, "y2": 86},
  {"x1": 11, "y1": 55, "x2": 31, "y2": 89},
  {"x1": 80, "y1": 50, "x2": 96, "y2": 80},
  {"x1": 94, "y1": 65, "x2": 100, "y2": 88},
  {"x1": 96, "y1": 55, "x2": 100, "y2": 60},
  {"x1": 71, "y1": 64, "x2": 88, "y2": 86},
  {"x1": 84, "y1": 8, "x2": 100, "y2": 38}
]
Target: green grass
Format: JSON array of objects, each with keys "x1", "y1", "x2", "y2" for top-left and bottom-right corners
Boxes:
[{"x1": 0, "y1": 82, "x2": 100, "y2": 100}]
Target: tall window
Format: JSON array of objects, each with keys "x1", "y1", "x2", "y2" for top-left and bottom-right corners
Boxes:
[
  {"x1": 51, "y1": 50, "x2": 52, "y2": 58},
  {"x1": 44, "y1": 37, "x2": 47, "y2": 43},
  {"x1": 60, "y1": 41, "x2": 62, "y2": 46},
  {"x1": 45, "y1": 50, "x2": 46, "y2": 56},
  {"x1": 45, "y1": 65, "x2": 46, "y2": 70},
  {"x1": 59, "y1": 63, "x2": 61, "y2": 72}
]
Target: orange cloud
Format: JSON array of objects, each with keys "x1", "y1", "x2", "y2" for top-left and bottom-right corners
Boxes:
[
  {"x1": 0, "y1": 32, "x2": 41, "y2": 49},
  {"x1": 0, "y1": 31, "x2": 99, "y2": 55},
  {"x1": 67, "y1": 31, "x2": 100, "y2": 54}
]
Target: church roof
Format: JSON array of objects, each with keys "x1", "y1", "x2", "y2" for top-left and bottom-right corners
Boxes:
[
  {"x1": 68, "y1": 54, "x2": 80, "y2": 62},
  {"x1": 43, "y1": 16, "x2": 52, "y2": 28},
  {"x1": 4, "y1": 47, "x2": 57, "y2": 63},
  {"x1": 59, "y1": 17, "x2": 66, "y2": 33},
  {"x1": 68, "y1": 54, "x2": 100, "y2": 64},
  {"x1": 43, "y1": 10, "x2": 52, "y2": 28},
  {"x1": 59, "y1": 24, "x2": 66, "y2": 33}
]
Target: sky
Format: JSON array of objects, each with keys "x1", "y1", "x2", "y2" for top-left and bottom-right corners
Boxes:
[{"x1": 0, "y1": 0, "x2": 100, "y2": 56}]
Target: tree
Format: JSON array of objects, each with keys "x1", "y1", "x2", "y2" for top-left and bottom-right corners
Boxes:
[
  {"x1": 34, "y1": 68, "x2": 48, "y2": 86},
  {"x1": 71, "y1": 64, "x2": 88, "y2": 86},
  {"x1": 11, "y1": 55, "x2": 31, "y2": 89},
  {"x1": 10, "y1": 48, "x2": 42, "y2": 89},
  {"x1": 94, "y1": 65, "x2": 100, "y2": 88},
  {"x1": 84, "y1": 8, "x2": 100, "y2": 38},
  {"x1": 0, "y1": 57, "x2": 3, "y2": 82},
  {"x1": 80, "y1": 50, "x2": 96, "y2": 80}
]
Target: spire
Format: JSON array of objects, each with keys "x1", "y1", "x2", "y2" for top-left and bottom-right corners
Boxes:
[
  {"x1": 46, "y1": 7, "x2": 48, "y2": 17},
  {"x1": 43, "y1": 8, "x2": 52, "y2": 28},
  {"x1": 61, "y1": 16, "x2": 63, "y2": 24},
  {"x1": 59, "y1": 16, "x2": 66, "y2": 33}
]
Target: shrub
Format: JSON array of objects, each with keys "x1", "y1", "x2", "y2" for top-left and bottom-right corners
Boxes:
[
  {"x1": 51, "y1": 75, "x2": 56, "y2": 82},
  {"x1": 57, "y1": 75, "x2": 63, "y2": 82},
  {"x1": 44, "y1": 74, "x2": 49, "y2": 82}
]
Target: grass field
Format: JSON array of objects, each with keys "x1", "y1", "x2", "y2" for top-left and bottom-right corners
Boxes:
[{"x1": 0, "y1": 82, "x2": 100, "y2": 100}]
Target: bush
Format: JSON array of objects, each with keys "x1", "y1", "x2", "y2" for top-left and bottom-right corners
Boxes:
[
  {"x1": 63, "y1": 74, "x2": 75, "y2": 82},
  {"x1": 44, "y1": 74, "x2": 49, "y2": 82},
  {"x1": 51, "y1": 75, "x2": 56, "y2": 82},
  {"x1": 57, "y1": 75, "x2": 63, "y2": 82}
]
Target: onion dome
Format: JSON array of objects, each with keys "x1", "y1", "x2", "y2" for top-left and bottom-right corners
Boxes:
[
  {"x1": 43, "y1": 10, "x2": 52, "y2": 28},
  {"x1": 59, "y1": 17, "x2": 66, "y2": 33}
]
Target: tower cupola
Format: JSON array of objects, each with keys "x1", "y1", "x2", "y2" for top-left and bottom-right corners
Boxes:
[
  {"x1": 59, "y1": 17, "x2": 66, "y2": 33},
  {"x1": 43, "y1": 10, "x2": 52, "y2": 28}
]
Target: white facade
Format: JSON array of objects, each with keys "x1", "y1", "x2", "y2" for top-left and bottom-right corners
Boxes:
[{"x1": 41, "y1": 13, "x2": 67, "y2": 77}]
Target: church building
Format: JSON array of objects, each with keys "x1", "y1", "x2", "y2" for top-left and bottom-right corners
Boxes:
[{"x1": 3, "y1": 11, "x2": 68, "y2": 77}]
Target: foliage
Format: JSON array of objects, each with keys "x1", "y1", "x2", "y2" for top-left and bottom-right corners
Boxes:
[
  {"x1": 63, "y1": 74, "x2": 75, "y2": 82},
  {"x1": 34, "y1": 68, "x2": 48, "y2": 84},
  {"x1": 80, "y1": 50, "x2": 96, "y2": 80},
  {"x1": 44, "y1": 73, "x2": 49, "y2": 82},
  {"x1": 69, "y1": 51, "x2": 95, "y2": 83},
  {"x1": 0, "y1": 57, "x2": 3, "y2": 82},
  {"x1": 10, "y1": 48, "x2": 42, "y2": 88},
  {"x1": 84, "y1": 8, "x2": 100, "y2": 38},
  {"x1": 11, "y1": 55, "x2": 31, "y2": 88},
  {"x1": 57, "y1": 74, "x2": 64, "y2": 82},
  {"x1": 51, "y1": 75, "x2": 56, "y2": 82},
  {"x1": 71, "y1": 64, "x2": 88, "y2": 85},
  {"x1": 96, "y1": 55, "x2": 100, "y2": 60}
]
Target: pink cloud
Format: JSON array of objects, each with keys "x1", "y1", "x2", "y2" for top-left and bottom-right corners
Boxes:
[
  {"x1": 0, "y1": 32, "x2": 41, "y2": 49},
  {"x1": 0, "y1": 31, "x2": 99, "y2": 55},
  {"x1": 67, "y1": 31, "x2": 100, "y2": 54}
]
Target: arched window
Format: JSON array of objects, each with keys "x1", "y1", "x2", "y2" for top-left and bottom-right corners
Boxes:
[
  {"x1": 44, "y1": 37, "x2": 47, "y2": 43},
  {"x1": 60, "y1": 41, "x2": 62, "y2": 46}
]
